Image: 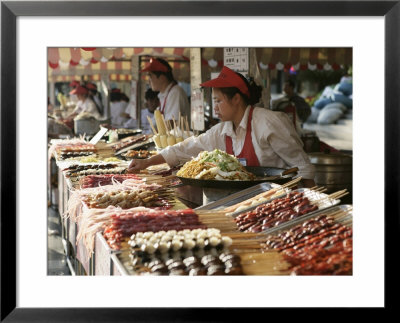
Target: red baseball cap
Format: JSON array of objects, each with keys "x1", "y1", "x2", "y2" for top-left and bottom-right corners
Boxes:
[
  {"x1": 200, "y1": 66, "x2": 250, "y2": 98},
  {"x1": 86, "y1": 82, "x2": 97, "y2": 90},
  {"x1": 69, "y1": 80, "x2": 80, "y2": 88},
  {"x1": 70, "y1": 85, "x2": 88, "y2": 95},
  {"x1": 140, "y1": 58, "x2": 171, "y2": 73},
  {"x1": 111, "y1": 88, "x2": 121, "y2": 93}
]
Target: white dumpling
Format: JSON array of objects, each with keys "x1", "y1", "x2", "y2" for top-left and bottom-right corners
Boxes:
[
  {"x1": 157, "y1": 242, "x2": 170, "y2": 253},
  {"x1": 183, "y1": 239, "x2": 196, "y2": 250},
  {"x1": 171, "y1": 240, "x2": 183, "y2": 251},
  {"x1": 143, "y1": 232, "x2": 154, "y2": 239},
  {"x1": 209, "y1": 236, "x2": 221, "y2": 247},
  {"x1": 221, "y1": 236, "x2": 233, "y2": 247},
  {"x1": 196, "y1": 231, "x2": 208, "y2": 240},
  {"x1": 196, "y1": 238, "x2": 205, "y2": 249}
]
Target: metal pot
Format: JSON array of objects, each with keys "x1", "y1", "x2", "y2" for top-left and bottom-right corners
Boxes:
[{"x1": 308, "y1": 152, "x2": 352, "y2": 193}]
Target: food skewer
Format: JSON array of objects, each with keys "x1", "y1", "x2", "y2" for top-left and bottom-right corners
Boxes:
[{"x1": 147, "y1": 116, "x2": 158, "y2": 136}]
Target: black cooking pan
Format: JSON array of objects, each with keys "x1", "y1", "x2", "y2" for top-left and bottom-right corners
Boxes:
[{"x1": 176, "y1": 166, "x2": 298, "y2": 189}]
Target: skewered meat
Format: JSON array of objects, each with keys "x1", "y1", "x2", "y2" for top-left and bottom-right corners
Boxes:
[
  {"x1": 262, "y1": 214, "x2": 353, "y2": 275},
  {"x1": 79, "y1": 174, "x2": 142, "y2": 188},
  {"x1": 103, "y1": 209, "x2": 207, "y2": 250},
  {"x1": 234, "y1": 192, "x2": 318, "y2": 233}
]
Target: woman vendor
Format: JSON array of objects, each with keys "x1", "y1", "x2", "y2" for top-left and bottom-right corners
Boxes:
[
  {"x1": 67, "y1": 85, "x2": 102, "y2": 121},
  {"x1": 128, "y1": 66, "x2": 316, "y2": 187}
]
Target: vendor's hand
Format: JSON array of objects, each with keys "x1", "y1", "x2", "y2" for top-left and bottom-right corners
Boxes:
[{"x1": 127, "y1": 158, "x2": 149, "y2": 173}]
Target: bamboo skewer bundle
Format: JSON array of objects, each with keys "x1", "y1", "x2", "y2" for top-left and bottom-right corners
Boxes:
[{"x1": 310, "y1": 189, "x2": 349, "y2": 208}]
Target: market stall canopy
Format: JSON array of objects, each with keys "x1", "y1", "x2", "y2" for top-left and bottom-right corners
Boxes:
[
  {"x1": 48, "y1": 47, "x2": 352, "y2": 82},
  {"x1": 48, "y1": 47, "x2": 193, "y2": 82}
]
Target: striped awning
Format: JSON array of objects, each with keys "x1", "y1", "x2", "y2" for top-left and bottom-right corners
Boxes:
[
  {"x1": 48, "y1": 47, "x2": 193, "y2": 82},
  {"x1": 48, "y1": 47, "x2": 352, "y2": 82}
]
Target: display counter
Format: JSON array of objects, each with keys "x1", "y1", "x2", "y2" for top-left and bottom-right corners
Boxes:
[{"x1": 49, "y1": 138, "x2": 353, "y2": 276}]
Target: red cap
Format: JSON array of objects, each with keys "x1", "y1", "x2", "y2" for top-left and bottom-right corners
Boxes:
[
  {"x1": 69, "y1": 85, "x2": 88, "y2": 96},
  {"x1": 200, "y1": 66, "x2": 250, "y2": 98},
  {"x1": 69, "y1": 80, "x2": 80, "y2": 88},
  {"x1": 140, "y1": 58, "x2": 171, "y2": 73},
  {"x1": 111, "y1": 88, "x2": 121, "y2": 93},
  {"x1": 86, "y1": 82, "x2": 97, "y2": 90}
]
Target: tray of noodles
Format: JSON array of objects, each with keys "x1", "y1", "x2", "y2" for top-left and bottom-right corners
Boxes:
[{"x1": 176, "y1": 149, "x2": 298, "y2": 189}]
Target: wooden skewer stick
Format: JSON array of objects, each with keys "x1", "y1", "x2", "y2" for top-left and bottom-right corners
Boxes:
[
  {"x1": 161, "y1": 114, "x2": 169, "y2": 134},
  {"x1": 178, "y1": 116, "x2": 182, "y2": 137},
  {"x1": 172, "y1": 118, "x2": 178, "y2": 137},
  {"x1": 147, "y1": 116, "x2": 158, "y2": 136},
  {"x1": 185, "y1": 116, "x2": 190, "y2": 138}
]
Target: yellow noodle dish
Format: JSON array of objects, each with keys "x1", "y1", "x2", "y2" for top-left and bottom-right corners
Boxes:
[{"x1": 177, "y1": 149, "x2": 256, "y2": 181}]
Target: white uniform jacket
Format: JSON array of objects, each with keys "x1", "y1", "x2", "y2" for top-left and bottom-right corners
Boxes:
[{"x1": 160, "y1": 106, "x2": 315, "y2": 180}]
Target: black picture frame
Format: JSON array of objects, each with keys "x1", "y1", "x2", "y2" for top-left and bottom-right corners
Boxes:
[{"x1": 1, "y1": 1, "x2": 398, "y2": 321}]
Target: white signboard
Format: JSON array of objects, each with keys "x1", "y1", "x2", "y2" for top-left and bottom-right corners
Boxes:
[
  {"x1": 191, "y1": 88, "x2": 205, "y2": 131},
  {"x1": 224, "y1": 48, "x2": 249, "y2": 72},
  {"x1": 190, "y1": 48, "x2": 202, "y2": 89},
  {"x1": 89, "y1": 126, "x2": 108, "y2": 145}
]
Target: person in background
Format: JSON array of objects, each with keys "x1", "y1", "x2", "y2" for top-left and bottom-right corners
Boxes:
[
  {"x1": 123, "y1": 88, "x2": 160, "y2": 133},
  {"x1": 128, "y1": 66, "x2": 315, "y2": 188},
  {"x1": 86, "y1": 82, "x2": 104, "y2": 116},
  {"x1": 67, "y1": 85, "x2": 102, "y2": 120},
  {"x1": 141, "y1": 57, "x2": 190, "y2": 123},
  {"x1": 68, "y1": 80, "x2": 80, "y2": 104},
  {"x1": 110, "y1": 88, "x2": 129, "y2": 128},
  {"x1": 272, "y1": 79, "x2": 311, "y2": 125}
]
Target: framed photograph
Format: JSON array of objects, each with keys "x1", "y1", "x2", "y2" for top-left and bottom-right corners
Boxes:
[{"x1": 1, "y1": 1, "x2": 397, "y2": 321}]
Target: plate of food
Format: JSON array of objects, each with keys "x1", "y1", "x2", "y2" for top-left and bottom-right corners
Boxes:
[{"x1": 176, "y1": 149, "x2": 298, "y2": 189}]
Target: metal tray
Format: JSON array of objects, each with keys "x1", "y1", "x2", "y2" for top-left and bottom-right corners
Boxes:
[
  {"x1": 177, "y1": 166, "x2": 298, "y2": 189},
  {"x1": 196, "y1": 182, "x2": 278, "y2": 210},
  {"x1": 229, "y1": 188, "x2": 341, "y2": 219}
]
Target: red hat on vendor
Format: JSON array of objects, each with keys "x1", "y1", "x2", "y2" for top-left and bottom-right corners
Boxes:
[
  {"x1": 85, "y1": 82, "x2": 97, "y2": 91},
  {"x1": 200, "y1": 66, "x2": 250, "y2": 98},
  {"x1": 140, "y1": 57, "x2": 171, "y2": 73},
  {"x1": 69, "y1": 85, "x2": 88, "y2": 96},
  {"x1": 69, "y1": 80, "x2": 81, "y2": 88}
]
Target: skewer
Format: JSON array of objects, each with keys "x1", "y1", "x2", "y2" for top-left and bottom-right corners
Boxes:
[
  {"x1": 172, "y1": 118, "x2": 178, "y2": 137},
  {"x1": 161, "y1": 114, "x2": 169, "y2": 135},
  {"x1": 147, "y1": 116, "x2": 158, "y2": 136},
  {"x1": 178, "y1": 112, "x2": 181, "y2": 136},
  {"x1": 192, "y1": 121, "x2": 196, "y2": 137},
  {"x1": 185, "y1": 116, "x2": 190, "y2": 138}
]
